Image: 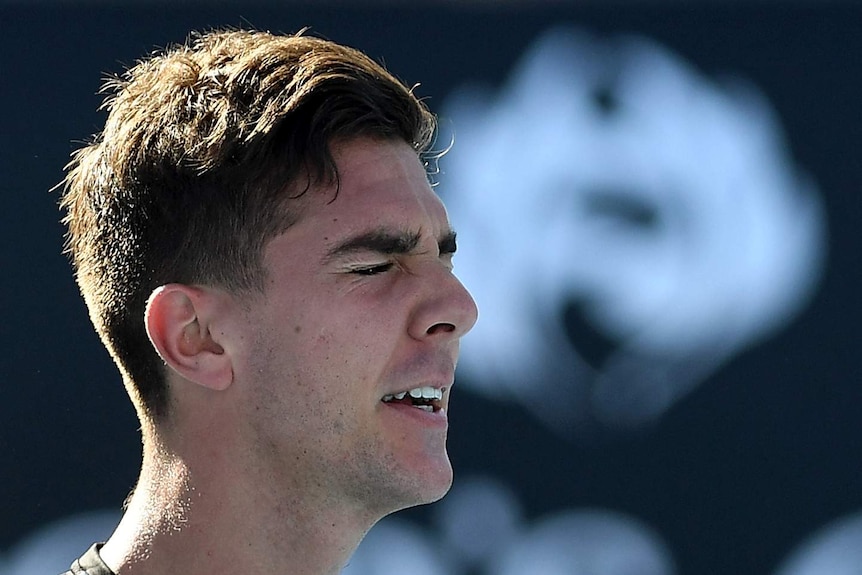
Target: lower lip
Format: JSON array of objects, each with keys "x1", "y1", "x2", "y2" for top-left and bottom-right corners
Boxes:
[{"x1": 382, "y1": 402, "x2": 449, "y2": 428}]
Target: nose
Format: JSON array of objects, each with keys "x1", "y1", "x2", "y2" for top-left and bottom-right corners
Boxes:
[{"x1": 409, "y1": 267, "x2": 478, "y2": 342}]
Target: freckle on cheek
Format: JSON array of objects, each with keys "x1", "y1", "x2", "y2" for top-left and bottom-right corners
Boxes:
[{"x1": 293, "y1": 325, "x2": 302, "y2": 334}]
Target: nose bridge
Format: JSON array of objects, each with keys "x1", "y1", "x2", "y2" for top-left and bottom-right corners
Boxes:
[{"x1": 410, "y1": 262, "x2": 478, "y2": 341}]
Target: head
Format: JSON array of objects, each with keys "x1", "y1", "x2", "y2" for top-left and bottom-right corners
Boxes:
[{"x1": 61, "y1": 29, "x2": 437, "y2": 426}]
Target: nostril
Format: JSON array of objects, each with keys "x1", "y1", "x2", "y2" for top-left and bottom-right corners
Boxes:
[{"x1": 427, "y1": 322, "x2": 456, "y2": 335}]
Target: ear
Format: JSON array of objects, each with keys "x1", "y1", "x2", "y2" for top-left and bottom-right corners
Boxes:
[{"x1": 145, "y1": 284, "x2": 234, "y2": 391}]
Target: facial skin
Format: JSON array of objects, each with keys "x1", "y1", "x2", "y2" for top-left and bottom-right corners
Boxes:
[
  {"x1": 224, "y1": 137, "x2": 478, "y2": 519},
  {"x1": 101, "y1": 137, "x2": 477, "y2": 575}
]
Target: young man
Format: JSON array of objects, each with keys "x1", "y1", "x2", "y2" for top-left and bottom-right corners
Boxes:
[{"x1": 60, "y1": 29, "x2": 478, "y2": 575}]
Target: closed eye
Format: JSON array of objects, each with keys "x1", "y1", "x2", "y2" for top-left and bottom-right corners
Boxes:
[{"x1": 351, "y1": 262, "x2": 394, "y2": 276}]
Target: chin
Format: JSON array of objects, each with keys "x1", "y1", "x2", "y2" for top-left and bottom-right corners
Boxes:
[
  {"x1": 405, "y1": 456, "x2": 455, "y2": 507},
  {"x1": 422, "y1": 466, "x2": 454, "y2": 504},
  {"x1": 379, "y1": 455, "x2": 454, "y2": 515}
]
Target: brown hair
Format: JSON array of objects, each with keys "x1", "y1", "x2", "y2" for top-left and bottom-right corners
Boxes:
[{"x1": 61, "y1": 29, "x2": 437, "y2": 421}]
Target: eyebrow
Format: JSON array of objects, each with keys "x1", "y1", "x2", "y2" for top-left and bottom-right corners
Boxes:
[{"x1": 325, "y1": 227, "x2": 457, "y2": 261}]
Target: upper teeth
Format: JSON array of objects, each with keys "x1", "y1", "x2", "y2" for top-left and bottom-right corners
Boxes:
[{"x1": 383, "y1": 386, "x2": 444, "y2": 402}]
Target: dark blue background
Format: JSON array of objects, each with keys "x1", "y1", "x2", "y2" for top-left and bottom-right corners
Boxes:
[{"x1": 2, "y1": 3, "x2": 861, "y2": 574}]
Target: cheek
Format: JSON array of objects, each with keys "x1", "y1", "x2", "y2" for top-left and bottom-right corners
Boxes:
[
  {"x1": 241, "y1": 297, "x2": 405, "y2": 421},
  {"x1": 311, "y1": 311, "x2": 400, "y2": 369},
  {"x1": 245, "y1": 324, "x2": 358, "y2": 420}
]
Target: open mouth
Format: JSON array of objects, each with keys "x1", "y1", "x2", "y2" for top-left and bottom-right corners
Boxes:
[{"x1": 382, "y1": 386, "x2": 445, "y2": 413}]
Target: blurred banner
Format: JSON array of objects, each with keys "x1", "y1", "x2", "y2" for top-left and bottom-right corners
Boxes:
[{"x1": 2, "y1": 3, "x2": 861, "y2": 575}]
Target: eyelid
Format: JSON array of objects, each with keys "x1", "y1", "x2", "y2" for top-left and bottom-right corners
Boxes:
[
  {"x1": 341, "y1": 230, "x2": 456, "y2": 275},
  {"x1": 351, "y1": 262, "x2": 394, "y2": 275},
  {"x1": 344, "y1": 255, "x2": 396, "y2": 275}
]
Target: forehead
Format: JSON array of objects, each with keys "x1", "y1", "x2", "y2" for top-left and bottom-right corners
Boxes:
[{"x1": 304, "y1": 138, "x2": 451, "y2": 234}]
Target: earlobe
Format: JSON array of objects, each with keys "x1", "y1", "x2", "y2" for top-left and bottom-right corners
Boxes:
[{"x1": 145, "y1": 284, "x2": 234, "y2": 391}]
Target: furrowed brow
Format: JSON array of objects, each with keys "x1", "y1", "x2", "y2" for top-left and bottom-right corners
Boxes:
[{"x1": 326, "y1": 228, "x2": 422, "y2": 261}]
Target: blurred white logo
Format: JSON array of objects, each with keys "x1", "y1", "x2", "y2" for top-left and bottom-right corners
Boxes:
[{"x1": 442, "y1": 27, "x2": 827, "y2": 435}]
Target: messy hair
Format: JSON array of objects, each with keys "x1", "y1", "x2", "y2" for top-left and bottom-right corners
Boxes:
[{"x1": 61, "y1": 29, "x2": 436, "y2": 421}]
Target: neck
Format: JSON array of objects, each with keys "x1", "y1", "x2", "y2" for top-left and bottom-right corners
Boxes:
[{"x1": 101, "y1": 434, "x2": 376, "y2": 575}]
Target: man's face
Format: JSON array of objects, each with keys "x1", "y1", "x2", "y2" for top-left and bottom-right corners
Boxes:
[{"x1": 232, "y1": 137, "x2": 478, "y2": 516}]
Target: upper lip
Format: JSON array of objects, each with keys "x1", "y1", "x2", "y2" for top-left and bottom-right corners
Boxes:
[{"x1": 382, "y1": 354, "x2": 456, "y2": 401}]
